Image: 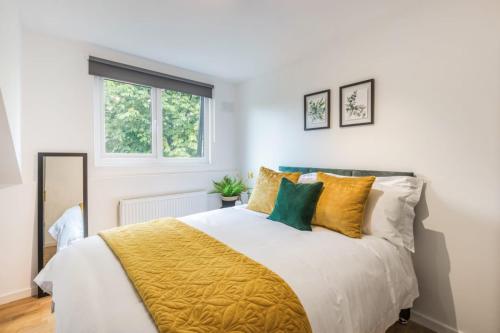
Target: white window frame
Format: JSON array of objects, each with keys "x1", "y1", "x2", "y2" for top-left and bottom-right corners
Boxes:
[{"x1": 93, "y1": 77, "x2": 212, "y2": 167}]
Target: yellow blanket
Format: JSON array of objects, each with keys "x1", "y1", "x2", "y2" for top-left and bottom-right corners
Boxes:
[{"x1": 99, "y1": 218, "x2": 312, "y2": 333}]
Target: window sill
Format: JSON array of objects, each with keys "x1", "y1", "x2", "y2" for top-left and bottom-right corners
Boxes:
[
  {"x1": 94, "y1": 157, "x2": 210, "y2": 168},
  {"x1": 91, "y1": 164, "x2": 237, "y2": 180}
]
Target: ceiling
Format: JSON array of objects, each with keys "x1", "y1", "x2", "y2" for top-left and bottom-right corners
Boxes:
[{"x1": 19, "y1": 0, "x2": 410, "y2": 82}]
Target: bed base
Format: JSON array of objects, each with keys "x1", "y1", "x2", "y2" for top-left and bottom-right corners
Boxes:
[{"x1": 398, "y1": 308, "x2": 411, "y2": 324}]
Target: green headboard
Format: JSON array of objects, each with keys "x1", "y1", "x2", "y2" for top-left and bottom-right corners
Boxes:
[{"x1": 278, "y1": 166, "x2": 414, "y2": 177}]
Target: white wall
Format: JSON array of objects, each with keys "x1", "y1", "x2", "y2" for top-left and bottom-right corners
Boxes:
[
  {"x1": 237, "y1": 1, "x2": 500, "y2": 333},
  {"x1": 0, "y1": 0, "x2": 22, "y2": 183},
  {"x1": 0, "y1": 30, "x2": 238, "y2": 304}
]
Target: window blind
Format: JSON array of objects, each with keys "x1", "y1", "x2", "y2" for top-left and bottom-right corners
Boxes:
[{"x1": 88, "y1": 56, "x2": 213, "y2": 98}]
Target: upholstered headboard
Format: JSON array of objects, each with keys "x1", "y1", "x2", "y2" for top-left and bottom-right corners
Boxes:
[{"x1": 278, "y1": 166, "x2": 414, "y2": 177}]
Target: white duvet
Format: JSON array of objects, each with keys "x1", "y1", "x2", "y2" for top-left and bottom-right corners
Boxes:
[{"x1": 35, "y1": 206, "x2": 418, "y2": 333}]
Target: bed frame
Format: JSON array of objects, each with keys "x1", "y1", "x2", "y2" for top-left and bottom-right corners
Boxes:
[
  {"x1": 278, "y1": 166, "x2": 414, "y2": 177},
  {"x1": 279, "y1": 166, "x2": 414, "y2": 325}
]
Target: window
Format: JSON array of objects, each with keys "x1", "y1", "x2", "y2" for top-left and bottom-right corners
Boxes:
[
  {"x1": 162, "y1": 90, "x2": 204, "y2": 158},
  {"x1": 95, "y1": 78, "x2": 210, "y2": 165},
  {"x1": 104, "y1": 80, "x2": 153, "y2": 155}
]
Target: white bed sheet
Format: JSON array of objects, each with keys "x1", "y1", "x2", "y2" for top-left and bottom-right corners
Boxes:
[{"x1": 35, "y1": 206, "x2": 418, "y2": 333}]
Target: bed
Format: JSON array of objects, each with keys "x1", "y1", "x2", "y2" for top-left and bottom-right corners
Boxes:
[{"x1": 35, "y1": 167, "x2": 419, "y2": 333}]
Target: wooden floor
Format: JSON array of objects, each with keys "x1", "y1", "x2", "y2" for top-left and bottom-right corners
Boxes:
[
  {"x1": 0, "y1": 297, "x2": 54, "y2": 333},
  {"x1": 43, "y1": 246, "x2": 57, "y2": 266},
  {"x1": 0, "y1": 297, "x2": 434, "y2": 333},
  {"x1": 386, "y1": 320, "x2": 435, "y2": 333}
]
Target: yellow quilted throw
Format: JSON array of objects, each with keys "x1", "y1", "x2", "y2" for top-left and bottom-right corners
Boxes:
[{"x1": 99, "y1": 218, "x2": 312, "y2": 333}]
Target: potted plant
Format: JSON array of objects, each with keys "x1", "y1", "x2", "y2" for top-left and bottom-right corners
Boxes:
[{"x1": 211, "y1": 176, "x2": 247, "y2": 208}]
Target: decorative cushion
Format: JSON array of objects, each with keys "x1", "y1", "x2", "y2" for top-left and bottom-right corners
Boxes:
[
  {"x1": 247, "y1": 167, "x2": 301, "y2": 214},
  {"x1": 312, "y1": 173, "x2": 375, "y2": 238},
  {"x1": 268, "y1": 178, "x2": 323, "y2": 231}
]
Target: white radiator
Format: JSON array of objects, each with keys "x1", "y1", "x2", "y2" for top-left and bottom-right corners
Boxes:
[{"x1": 119, "y1": 191, "x2": 220, "y2": 226}]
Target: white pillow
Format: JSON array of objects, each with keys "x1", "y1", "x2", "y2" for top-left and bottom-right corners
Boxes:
[
  {"x1": 298, "y1": 172, "x2": 348, "y2": 183},
  {"x1": 298, "y1": 172, "x2": 318, "y2": 184},
  {"x1": 362, "y1": 177, "x2": 423, "y2": 252},
  {"x1": 48, "y1": 205, "x2": 84, "y2": 251}
]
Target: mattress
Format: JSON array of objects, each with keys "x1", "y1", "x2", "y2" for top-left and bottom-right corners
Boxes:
[{"x1": 35, "y1": 205, "x2": 418, "y2": 333}]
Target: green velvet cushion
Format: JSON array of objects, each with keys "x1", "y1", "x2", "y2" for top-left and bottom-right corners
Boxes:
[{"x1": 267, "y1": 178, "x2": 323, "y2": 231}]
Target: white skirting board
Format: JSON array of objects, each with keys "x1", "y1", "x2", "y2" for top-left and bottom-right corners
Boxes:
[
  {"x1": 412, "y1": 310, "x2": 462, "y2": 333},
  {"x1": 0, "y1": 287, "x2": 36, "y2": 305}
]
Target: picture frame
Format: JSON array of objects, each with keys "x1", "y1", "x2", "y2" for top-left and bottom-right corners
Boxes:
[
  {"x1": 339, "y1": 79, "x2": 374, "y2": 127},
  {"x1": 304, "y1": 89, "x2": 330, "y2": 131}
]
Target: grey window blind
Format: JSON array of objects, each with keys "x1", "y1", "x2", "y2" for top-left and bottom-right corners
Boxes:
[{"x1": 88, "y1": 56, "x2": 213, "y2": 98}]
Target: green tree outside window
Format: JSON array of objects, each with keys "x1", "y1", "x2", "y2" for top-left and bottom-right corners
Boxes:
[
  {"x1": 162, "y1": 90, "x2": 203, "y2": 158},
  {"x1": 104, "y1": 80, "x2": 152, "y2": 154},
  {"x1": 103, "y1": 79, "x2": 205, "y2": 158}
]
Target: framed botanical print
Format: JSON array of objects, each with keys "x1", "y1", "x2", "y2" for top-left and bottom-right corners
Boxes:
[
  {"x1": 339, "y1": 79, "x2": 374, "y2": 127},
  {"x1": 304, "y1": 89, "x2": 330, "y2": 130}
]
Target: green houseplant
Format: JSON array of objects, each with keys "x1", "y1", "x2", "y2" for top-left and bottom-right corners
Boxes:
[{"x1": 211, "y1": 176, "x2": 247, "y2": 208}]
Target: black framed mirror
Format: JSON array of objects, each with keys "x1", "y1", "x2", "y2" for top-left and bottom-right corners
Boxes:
[{"x1": 37, "y1": 152, "x2": 88, "y2": 297}]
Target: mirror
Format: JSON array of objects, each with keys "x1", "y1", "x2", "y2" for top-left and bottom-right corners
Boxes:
[{"x1": 37, "y1": 153, "x2": 87, "y2": 296}]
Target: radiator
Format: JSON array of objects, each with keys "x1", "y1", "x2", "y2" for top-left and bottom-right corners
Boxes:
[{"x1": 119, "y1": 191, "x2": 220, "y2": 225}]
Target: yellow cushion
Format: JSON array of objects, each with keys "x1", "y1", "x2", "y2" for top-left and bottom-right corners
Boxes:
[
  {"x1": 313, "y1": 173, "x2": 375, "y2": 238},
  {"x1": 247, "y1": 166, "x2": 301, "y2": 214}
]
